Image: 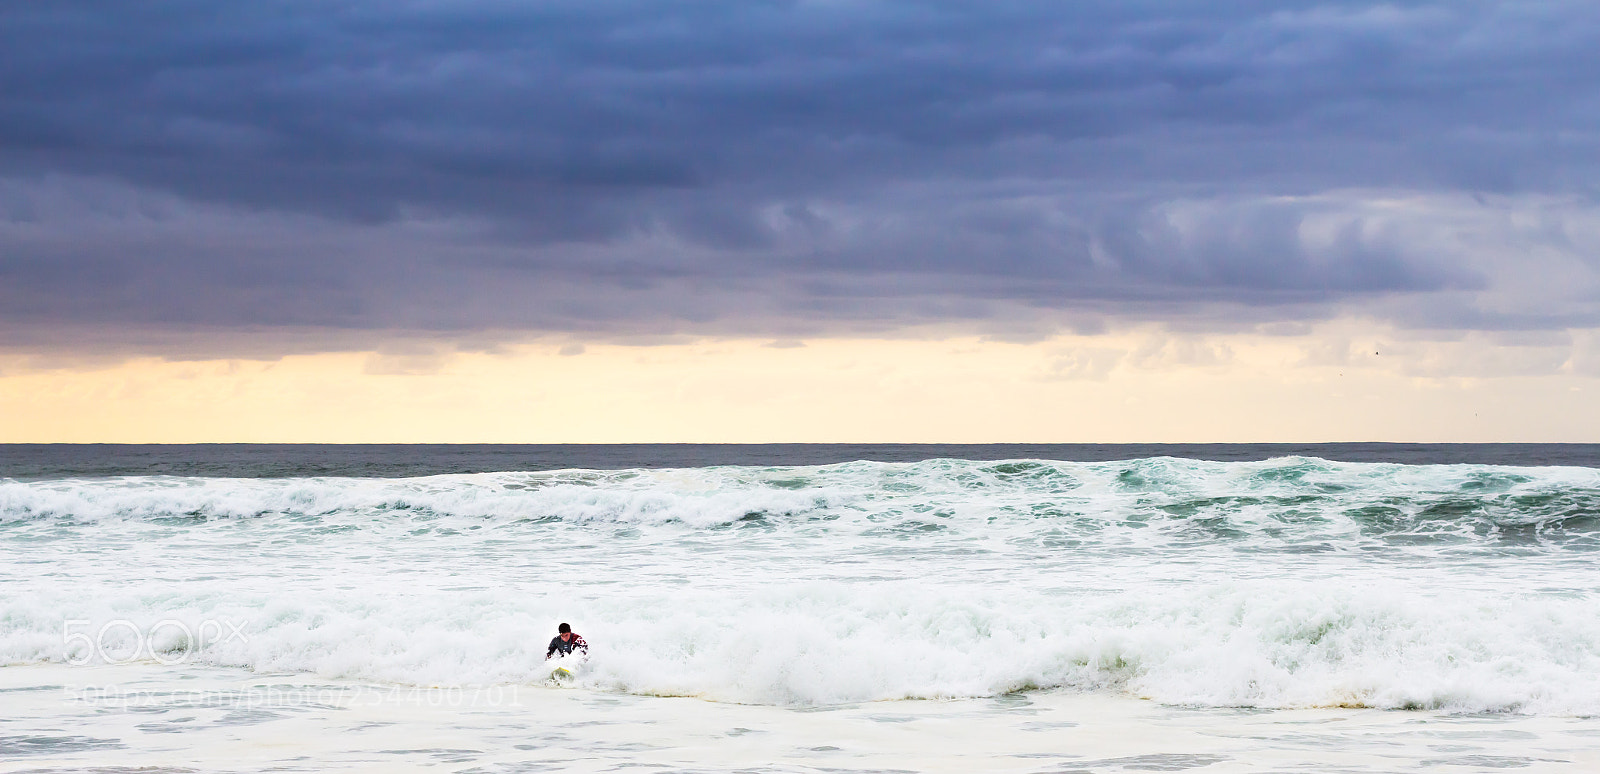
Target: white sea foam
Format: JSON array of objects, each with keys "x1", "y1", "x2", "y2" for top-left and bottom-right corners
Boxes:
[
  {"x1": 3, "y1": 458, "x2": 1598, "y2": 713},
  {"x1": 4, "y1": 577, "x2": 1598, "y2": 712}
]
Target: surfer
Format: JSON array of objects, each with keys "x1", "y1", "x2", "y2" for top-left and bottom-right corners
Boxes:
[{"x1": 546, "y1": 622, "x2": 588, "y2": 659}]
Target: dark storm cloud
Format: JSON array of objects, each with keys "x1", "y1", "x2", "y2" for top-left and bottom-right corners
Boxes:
[{"x1": 1, "y1": 1, "x2": 1597, "y2": 351}]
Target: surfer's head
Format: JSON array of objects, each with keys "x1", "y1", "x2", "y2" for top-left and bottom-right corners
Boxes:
[{"x1": 558, "y1": 622, "x2": 572, "y2": 639}]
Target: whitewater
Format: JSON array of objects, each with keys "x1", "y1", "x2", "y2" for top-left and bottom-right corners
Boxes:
[{"x1": 4, "y1": 455, "x2": 1598, "y2": 709}]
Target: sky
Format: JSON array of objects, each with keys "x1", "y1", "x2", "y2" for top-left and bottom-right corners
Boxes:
[{"x1": 2, "y1": 1, "x2": 1599, "y2": 442}]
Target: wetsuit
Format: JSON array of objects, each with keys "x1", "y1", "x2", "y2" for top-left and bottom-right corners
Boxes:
[{"x1": 546, "y1": 633, "x2": 588, "y2": 658}]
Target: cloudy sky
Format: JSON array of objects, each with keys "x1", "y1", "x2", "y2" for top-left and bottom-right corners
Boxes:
[{"x1": 2, "y1": 1, "x2": 1598, "y2": 441}]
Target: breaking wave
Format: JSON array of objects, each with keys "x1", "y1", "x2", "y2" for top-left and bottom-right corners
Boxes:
[{"x1": 3, "y1": 457, "x2": 1598, "y2": 712}]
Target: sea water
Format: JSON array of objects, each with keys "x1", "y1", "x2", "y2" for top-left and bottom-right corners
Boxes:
[{"x1": 3, "y1": 447, "x2": 1600, "y2": 772}]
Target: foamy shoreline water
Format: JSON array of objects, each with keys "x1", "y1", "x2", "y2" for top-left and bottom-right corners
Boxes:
[
  {"x1": 6, "y1": 663, "x2": 1599, "y2": 773},
  {"x1": 3, "y1": 454, "x2": 1599, "y2": 770}
]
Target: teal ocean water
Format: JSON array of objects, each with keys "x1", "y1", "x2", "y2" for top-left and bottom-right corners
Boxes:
[{"x1": 3, "y1": 446, "x2": 1599, "y2": 772}]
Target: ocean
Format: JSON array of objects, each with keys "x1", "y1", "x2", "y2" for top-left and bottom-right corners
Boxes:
[{"x1": 3, "y1": 444, "x2": 1599, "y2": 772}]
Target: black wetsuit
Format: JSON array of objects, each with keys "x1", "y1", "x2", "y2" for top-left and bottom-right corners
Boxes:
[{"x1": 547, "y1": 633, "x2": 588, "y2": 658}]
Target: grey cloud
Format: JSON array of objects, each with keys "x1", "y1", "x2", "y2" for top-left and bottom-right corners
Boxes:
[
  {"x1": 0, "y1": 176, "x2": 1497, "y2": 337},
  {"x1": 12, "y1": 1, "x2": 1596, "y2": 203},
  {"x1": 0, "y1": 175, "x2": 1584, "y2": 357},
  {"x1": 1, "y1": 1, "x2": 1598, "y2": 353}
]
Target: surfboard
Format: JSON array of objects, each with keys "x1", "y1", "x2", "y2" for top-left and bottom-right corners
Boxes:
[{"x1": 548, "y1": 653, "x2": 585, "y2": 684}]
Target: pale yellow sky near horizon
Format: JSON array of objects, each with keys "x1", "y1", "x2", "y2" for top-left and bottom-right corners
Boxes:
[{"x1": 3, "y1": 321, "x2": 1598, "y2": 443}]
